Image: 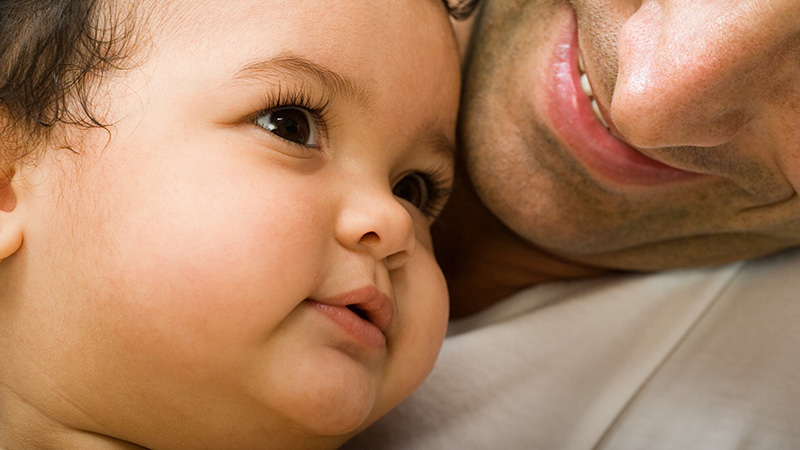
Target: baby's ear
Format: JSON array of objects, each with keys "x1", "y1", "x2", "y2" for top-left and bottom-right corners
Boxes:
[{"x1": 0, "y1": 163, "x2": 24, "y2": 260}]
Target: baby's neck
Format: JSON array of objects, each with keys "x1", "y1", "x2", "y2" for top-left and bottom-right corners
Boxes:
[
  {"x1": 0, "y1": 388, "x2": 353, "y2": 449},
  {"x1": 0, "y1": 395, "x2": 143, "y2": 449}
]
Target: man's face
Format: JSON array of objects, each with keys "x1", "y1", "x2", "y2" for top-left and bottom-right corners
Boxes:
[{"x1": 460, "y1": 0, "x2": 800, "y2": 270}]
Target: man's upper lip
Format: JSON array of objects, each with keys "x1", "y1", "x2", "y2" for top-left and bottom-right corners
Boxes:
[{"x1": 311, "y1": 286, "x2": 394, "y2": 334}]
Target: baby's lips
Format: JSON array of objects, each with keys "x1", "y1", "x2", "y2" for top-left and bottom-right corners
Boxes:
[{"x1": 313, "y1": 285, "x2": 395, "y2": 335}]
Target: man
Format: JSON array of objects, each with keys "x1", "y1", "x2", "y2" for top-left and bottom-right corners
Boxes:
[{"x1": 346, "y1": 0, "x2": 800, "y2": 448}]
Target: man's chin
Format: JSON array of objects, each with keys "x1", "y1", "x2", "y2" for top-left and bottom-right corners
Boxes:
[{"x1": 547, "y1": 237, "x2": 798, "y2": 272}]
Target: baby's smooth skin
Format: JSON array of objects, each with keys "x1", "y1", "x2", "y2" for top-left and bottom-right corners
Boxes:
[{"x1": 0, "y1": 0, "x2": 460, "y2": 448}]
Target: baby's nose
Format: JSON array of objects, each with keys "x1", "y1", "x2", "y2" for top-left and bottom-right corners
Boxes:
[{"x1": 335, "y1": 188, "x2": 416, "y2": 270}]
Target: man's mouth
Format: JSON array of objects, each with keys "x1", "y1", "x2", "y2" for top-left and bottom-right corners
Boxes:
[{"x1": 541, "y1": 12, "x2": 701, "y2": 187}]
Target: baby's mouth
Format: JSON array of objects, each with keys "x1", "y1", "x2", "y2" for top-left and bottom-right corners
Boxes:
[
  {"x1": 313, "y1": 286, "x2": 394, "y2": 335},
  {"x1": 578, "y1": 54, "x2": 610, "y2": 130},
  {"x1": 347, "y1": 304, "x2": 371, "y2": 322}
]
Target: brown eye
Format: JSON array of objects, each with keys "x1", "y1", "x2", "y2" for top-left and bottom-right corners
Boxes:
[
  {"x1": 393, "y1": 173, "x2": 430, "y2": 211},
  {"x1": 256, "y1": 107, "x2": 317, "y2": 147}
]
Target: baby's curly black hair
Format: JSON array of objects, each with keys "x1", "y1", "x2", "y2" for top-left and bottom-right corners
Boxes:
[
  {"x1": 0, "y1": 0, "x2": 478, "y2": 165},
  {"x1": 0, "y1": 0, "x2": 138, "y2": 164}
]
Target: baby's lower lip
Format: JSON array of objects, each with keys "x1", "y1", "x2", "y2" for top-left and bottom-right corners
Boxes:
[
  {"x1": 305, "y1": 300, "x2": 387, "y2": 350},
  {"x1": 542, "y1": 13, "x2": 699, "y2": 187}
]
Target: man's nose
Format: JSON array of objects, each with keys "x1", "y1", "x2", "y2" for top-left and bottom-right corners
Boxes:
[{"x1": 610, "y1": 0, "x2": 800, "y2": 149}]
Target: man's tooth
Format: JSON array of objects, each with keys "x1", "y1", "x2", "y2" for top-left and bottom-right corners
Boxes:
[
  {"x1": 579, "y1": 53, "x2": 611, "y2": 131},
  {"x1": 591, "y1": 99, "x2": 609, "y2": 129},
  {"x1": 580, "y1": 73, "x2": 594, "y2": 98}
]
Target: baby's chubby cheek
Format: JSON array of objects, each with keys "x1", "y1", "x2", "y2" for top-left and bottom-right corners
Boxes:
[{"x1": 386, "y1": 245, "x2": 449, "y2": 393}]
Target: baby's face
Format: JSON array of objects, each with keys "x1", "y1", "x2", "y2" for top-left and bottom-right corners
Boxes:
[{"x1": 7, "y1": 0, "x2": 458, "y2": 447}]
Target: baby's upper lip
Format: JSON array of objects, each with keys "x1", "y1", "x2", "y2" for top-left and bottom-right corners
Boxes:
[{"x1": 312, "y1": 286, "x2": 394, "y2": 334}]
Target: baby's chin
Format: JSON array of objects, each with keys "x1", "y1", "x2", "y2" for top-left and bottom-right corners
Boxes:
[
  {"x1": 285, "y1": 372, "x2": 428, "y2": 448},
  {"x1": 274, "y1": 400, "x2": 386, "y2": 450},
  {"x1": 255, "y1": 358, "x2": 385, "y2": 438}
]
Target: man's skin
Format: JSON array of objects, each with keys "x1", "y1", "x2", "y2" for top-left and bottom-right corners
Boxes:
[{"x1": 436, "y1": 0, "x2": 800, "y2": 318}]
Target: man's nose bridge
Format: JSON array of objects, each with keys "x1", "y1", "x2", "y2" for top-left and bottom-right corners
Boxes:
[
  {"x1": 611, "y1": 0, "x2": 798, "y2": 148},
  {"x1": 668, "y1": 2, "x2": 796, "y2": 93}
]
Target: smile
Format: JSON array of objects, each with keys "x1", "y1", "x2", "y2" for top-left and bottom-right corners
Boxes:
[{"x1": 541, "y1": 12, "x2": 700, "y2": 187}]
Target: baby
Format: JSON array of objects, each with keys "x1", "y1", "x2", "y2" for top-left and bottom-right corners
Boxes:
[{"x1": 0, "y1": 0, "x2": 460, "y2": 448}]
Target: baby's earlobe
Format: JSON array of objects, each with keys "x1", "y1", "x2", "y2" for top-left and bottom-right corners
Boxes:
[{"x1": 0, "y1": 166, "x2": 24, "y2": 260}]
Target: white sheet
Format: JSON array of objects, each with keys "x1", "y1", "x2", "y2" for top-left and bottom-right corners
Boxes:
[{"x1": 345, "y1": 248, "x2": 800, "y2": 449}]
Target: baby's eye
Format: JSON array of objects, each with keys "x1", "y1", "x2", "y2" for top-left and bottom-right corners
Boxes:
[
  {"x1": 393, "y1": 173, "x2": 430, "y2": 212},
  {"x1": 255, "y1": 107, "x2": 318, "y2": 147}
]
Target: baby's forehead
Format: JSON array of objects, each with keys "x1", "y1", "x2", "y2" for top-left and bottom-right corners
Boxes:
[
  {"x1": 135, "y1": 0, "x2": 458, "y2": 79},
  {"x1": 141, "y1": 0, "x2": 458, "y2": 39}
]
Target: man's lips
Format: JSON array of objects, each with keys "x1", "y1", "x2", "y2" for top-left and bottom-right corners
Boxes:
[
  {"x1": 306, "y1": 286, "x2": 394, "y2": 349},
  {"x1": 543, "y1": 13, "x2": 700, "y2": 186}
]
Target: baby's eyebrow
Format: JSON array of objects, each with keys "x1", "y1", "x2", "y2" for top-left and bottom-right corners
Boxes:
[
  {"x1": 420, "y1": 122, "x2": 456, "y2": 158},
  {"x1": 234, "y1": 52, "x2": 372, "y2": 109}
]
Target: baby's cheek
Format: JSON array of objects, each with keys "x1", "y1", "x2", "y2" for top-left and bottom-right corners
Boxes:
[
  {"x1": 411, "y1": 213, "x2": 437, "y2": 251},
  {"x1": 393, "y1": 246, "x2": 449, "y2": 381}
]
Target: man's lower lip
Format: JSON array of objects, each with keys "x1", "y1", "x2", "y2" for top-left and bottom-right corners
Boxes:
[
  {"x1": 306, "y1": 300, "x2": 387, "y2": 350},
  {"x1": 543, "y1": 13, "x2": 699, "y2": 186}
]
